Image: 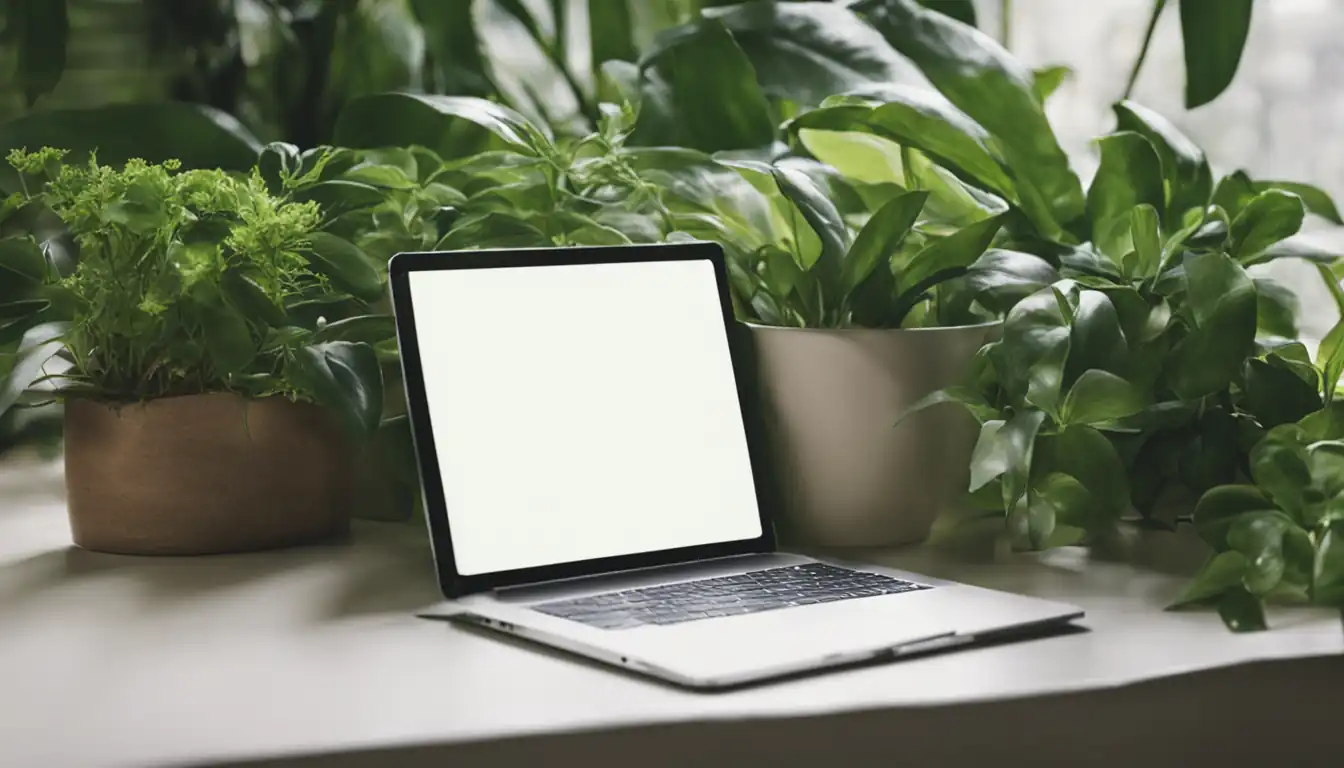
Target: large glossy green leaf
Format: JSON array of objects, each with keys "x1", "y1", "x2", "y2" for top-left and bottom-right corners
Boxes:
[
  {"x1": 588, "y1": 0, "x2": 638, "y2": 71},
  {"x1": 1062, "y1": 289, "x2": 1128, "y2": 386},
  {"x1": 438, "y1": 212, "x2": 550, "y2": 251},
  {"x1": 641, "y1": 18, "x2": 775, "y2": 152},
  {"x1": 706, "y1": 1, "x2": 927, "y2": 108},
  {"x1": 1217, "y1": 587, "x2": 1268, "y2": 632},
  {"x1": 0, "y1": 103, "x2": 261, "y2": 193},
  {"x1": 1194, "y1": 485, "x2": 1278, "y2": 551},
  {"x1": 1167, "y1": 251, "x2": 1258, "y2": 399},
  {"x1": 8, "y1": 0, "x2": 68, "y2": 107},
  {"x1": 1252, "y1": 181, "x2": 1342, "y2": 225},
  {"x1": 411, "y1": 0, "x2": 495, "y2": 96},
  {"x1": 1172, "y1": 550, "x2": 1248, "y2": 607},
  {"x1": 1179, "y1": 0, "x2": 1254, "y2": 109},
  {"x1": 968, "y1": 410, "x2": 1046, "y2": 508},
  {"x1": 1319, "y1": 317, "x2": 1344, "y2": 405},
  {"x1": 303, "y1": 232, "x2": 385, "y2": 302},
  {"x1": 1241, "y1": 358, "x2": 1322, "y2": 430},
  {"x1": 1087, "y1": 132, "x2": 1164, "y2": 262},
  {"x1": 1250, "y1": 425, "x2": 1311, "y2": 522},
  {"x1": 221, "y1": 270, "x2": 286, "y2": 330},
  {"x1": 1060, "y1": 370, "x2": 1146, "y2": 427},
  {"x1": 1127, "y1": 204, "x2": 1162, "y2": 279},
  {"x1": 917, "y1": 0, "x2": 976, "y2": 26},
  {"x1": 1229, "y1": 190, "x2": 1306, "y2": 263},
  {"x1": 962, "y1": 249, "x2": 1059, "y2": 314},
  {"x1": 1315, "y1": 523, "x2": 1344, "y2": 605},
  {"x1": 195, "y1": 284, "x2": 255, "y2": 376},
  {"x1": 792, "y1": 90, "x2": 1013, "y2": 198},
  {"x1": 334, "y1": 94, "x2": 551, "y2": 160},
  {"x1": 854, "y1": 0, "x2": 1085, "y2": 231},
  {"x1": 992, "y1": 285, "x2": 1073, "y2": 415},
  {"x1": 288, "y1": 341, "x2": 384, "y2": 438},
  {"x1": 895, "y1": 213, "x2": 1003, "y2": 297},
  {"x1": 1113, "y1": 100, "x2": 1212, "y2": 223},
  {"x1": 0, "y1": 322, "x2": 66, "y2": 416},
  {"x1": 843, "y1": 190, "x2": 928, "y2": 295},
  {"x1": 625, "y1": 148, "x2": 783, "y2": 248},
  {"x1": 770, "y1": 164, "x2": 851, "y2": 305},
  {"x1": 1035, "y1": 424, "x2": 1131, "y2": 517}
]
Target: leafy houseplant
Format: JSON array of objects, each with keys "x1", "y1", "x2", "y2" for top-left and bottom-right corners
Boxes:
[{"x1": 0, "y1": 147, "x2": 387, "y2": 554}]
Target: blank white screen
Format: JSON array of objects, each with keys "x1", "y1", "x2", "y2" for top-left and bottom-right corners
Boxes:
[{"x1": 408, "y1": 258, "x2": 763, "y2": 576}]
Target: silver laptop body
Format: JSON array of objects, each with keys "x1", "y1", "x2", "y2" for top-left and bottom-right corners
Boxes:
[{"x1": 388, "y1": 242, "x2": 1082, "y2": 690}]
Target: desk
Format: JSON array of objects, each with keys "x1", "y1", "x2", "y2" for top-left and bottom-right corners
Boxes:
[{"x1": 2, "y1": 457, "x2": 1342, "y2": 768}]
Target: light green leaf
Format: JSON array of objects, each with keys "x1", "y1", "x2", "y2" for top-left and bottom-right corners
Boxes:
[
  {"x1": 289, "y1": 341, "x2": 384, "y2": 438},
  {"x1": 303, "y1": 232, "x2": 385, "y2": 302},
  {"x1": 1179, "y1": 0, "x2": 1253, "y2": 109},
  {"x1": 1087, "y1": 132, "x2": 1164, "y2": 262},
  {"x1": 1127, "y1": 204, "x2": 1162, "y2": 279},
  {"x1": 896, "y1": 213, "x2": 1004, "y2": 297},
  {"x1": 1060, "y1": 370, "x2": 1146, "y2": 426},
  {"x1": 1230, "y1": 190, "x2": 1306, "y2": 263},
  {"x1": 1172, "y1": 551, "x2": 1248, "y2": 607},
  {"x1": 1319, "y1": 317, "x2": 1344, "y2": 404},
  {"x1": 342, "y1": 164, "x2": 417, "y2": 191},
  {"x1": 968, "y1": 409, "x2": 1046, "y2": 507},
  {"x1": 855, "y1": 0, "x2": 1084, "y2": 231},
  {"x1": 1216, "y1": 586, "x2": 1268, "y2": 632},
  {"x1": 1032, "y1": 65, "x2": 1072, "y2": 103},
  {"x1": 770, "y1": 164, "x2": 851, "y2": 306},
  {"x1": 843, "y1": 190, "x2": 928, "y2": 295}
]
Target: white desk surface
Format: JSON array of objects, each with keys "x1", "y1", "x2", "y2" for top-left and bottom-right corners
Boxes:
[{"x1": 2, "y1": 457, "x2": 1343, "y2": 768}]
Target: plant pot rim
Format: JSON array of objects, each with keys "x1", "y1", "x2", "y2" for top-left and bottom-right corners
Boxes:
[
  {"x1": 740, "y1": 319, "x2": 1001, "y2": 336},
  {"x1": 65, "y1": 391, "x2": 304, "y2": 407}
]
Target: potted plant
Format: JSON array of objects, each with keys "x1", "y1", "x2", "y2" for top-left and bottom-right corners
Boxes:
[{"x1": 0, "y1": 147, "x2": 386, "y2": 554}]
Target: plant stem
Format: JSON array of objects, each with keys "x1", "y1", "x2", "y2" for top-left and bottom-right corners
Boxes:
[
  {"x1": 1317, "y1": 263, "x2": 1344, "y2": 318},
  {"x1": 1124, "y1": 0, "x2": 1168, "y2": 101},
  {"x1": 999, "y1": 0, "x2": 1013, "y2": 50}
]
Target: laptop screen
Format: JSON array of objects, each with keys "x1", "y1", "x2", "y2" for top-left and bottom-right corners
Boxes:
[{"x1": 406, "y1": 258, "x2": 764, "y2": 576}]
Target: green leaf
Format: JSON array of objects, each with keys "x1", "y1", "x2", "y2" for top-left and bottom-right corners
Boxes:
[
  {"x1": 9, "y1": 0, "x2": 68, "y2": 107},
  {"x1": 963, "y1": 249, "x2": 1059, "y2": 314},
  {"x1": 1087, "y1": 132, "x2": 1164, "y2": 262},
  {"x1": 411, "y1": 0, "x2": 494, "y2": 97},
  {"x1": 0, "y1": 103, "x2": 260, "y2": 193},
  {"x1": 707, "y1": 1, "x2": 930, "y2": 109},
  {"x1": 1255, "y1": 276, "x2": 1299, "y2": 338},
  {"x1": 843, "y1": 190, "x2": 928, "y2": 295},
  {"x1": 896, "y1": 384, "x2": 998, "y2": 426},
  {"x1": 1244, "y1": 235, "x2": 1343, "y2": 269},
  {"x1": 968, "y1": 410, "x2": 1046, "y2": 508},
  {"x1": 917, "y1": 0, "x2": 976, "y2": 26},
  {"x1": 1032, "y1": 65, "x2": 1072, "y2": 103},
  {"x1": 1113, "y1": 100, "x2": 1212, "y2": 223},
  {"x1": 1035, "y1": 424, "x2": 1131, "y2": 517},
  {"x1": 0, "y1": 237, "x2": 48, "y2": 299},
  {"x1": 221, "y1": 270, "x2": 286, "y2": 329},
  {"x1": 992, "y1": 285, "x2": 1071, "y2": 414},
  {"x1": 303, "y1": 232, "x2": 385, "y2": 302},
  {"x1": 313, "y1": 315, "x2": 397, "y2": 345},
  {"x1": 1241, "y1": 359, "x2": 1322, "y2": 430},
  {"x1": 854, "y1": 0, "x2": 1085, "y2": 230},
  {"x1": 288, "y1": 342, "x2": 383, "y2": 439},
  {"x1": 0, "y1": 321, "x2": 66, "y2": 415},
  {"x1": 1032, "y1": 471, "x2": 1095, "y2": 530},
  {"x1": 641, "y1": 18, "x2": 775, "y2": 152},
  {"x1": 1230, "y1": 190, "x2": 1306, "y2": 263},
  {"x1": 341, "y1": 164, "x2": 417, "y2": 191},
  {"x1": 1062, "y1": 289, "x2": 1128, "y2": 387},
  {"x1": 588, "y1": 0, "x2": 637, "y2": 71},
  {"x1": 292, "y1": 181, "x2": 388, "y2": 218},
  {"x1": 438, "y1": 212, "x2": 550, "y2": 251},
  {"x1": 1301, "y1": 402, "x2": 1344, "y2": 442},
  {"x1": 770, "y1": 164, "x2": 851, "y2": 306},
  {"x1": 1172, "y1": 550, "x2": 1248, "y2": 607},
  {"x1": 1315, "y1": 523, "x2": 1344, "y2": 606},
  {"x1": 1216, "y1": 586, "x2": 1268, "y2": 632},
  {"x1": 1319, "y1": 317, "x2": 1344, "y2": 404},
  {"x1": 1227, "y1": 513, "x2": 1291, "y2": 595},
  {"x1": 1060, "y1": 370, "x2": 1145, "y2": 426},
  {"x1": 1008, "y1": 489, "x2": 1057, "y2": 551},
  {"x1": 1179, "y1": 0, "x2": 1253, "y2": 109},
  {"x1": 1253, "y1": 181, "x2": 1341, "y2": 225},
  {"x1": 334, "y1": 94, "x2": 551, "y2": 160},
  {"x1": 193, "y1": 284, "x2": 255, "y2": 377},
  {"x1": 1125, "y1": 204, "x2": 1162, "y2": 279},
  {"x1": 1212, "y1": 170, "x2": 1256, "y2": 218},
  {"x1": 1194, "y1": 485, "x2": 1278, "y2": 551},
  {"x1": 1167, "y1": 251, "x2": 1257, "y2": 399},
  {"x1": 896, "y1": 213, "x2": 1004, "y2": 297}
]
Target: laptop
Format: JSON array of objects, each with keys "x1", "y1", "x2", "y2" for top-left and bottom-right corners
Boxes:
[{"x1": 389, "y1": 242, "x2": 1083, "y2": 689}]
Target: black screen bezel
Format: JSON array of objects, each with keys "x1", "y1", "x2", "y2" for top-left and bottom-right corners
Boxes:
[{"x1": 388, "y1": 243, "x2": 777, "y2": 598}]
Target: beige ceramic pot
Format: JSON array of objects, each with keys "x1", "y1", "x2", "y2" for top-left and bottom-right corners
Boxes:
[
  {"x1": 745, "y1": 321, "x2": 998, "y2": 549},
  {"x1": 64, "y1": 393, "x2": 356, "y2": 555}
]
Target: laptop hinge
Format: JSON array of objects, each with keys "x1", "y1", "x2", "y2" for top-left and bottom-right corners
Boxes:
[{"x1": 491, "y1": 551, "x2": 776, "y2": 597}]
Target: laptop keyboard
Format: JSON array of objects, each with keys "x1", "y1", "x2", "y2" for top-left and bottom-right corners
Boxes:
[{"x1": 532, "y1": 563, "x2": 928, "y2": 630}]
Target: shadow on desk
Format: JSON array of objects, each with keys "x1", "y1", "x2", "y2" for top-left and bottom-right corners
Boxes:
[{"x1": 210, "y1": 653, "x2": 1344, "y2": 768}]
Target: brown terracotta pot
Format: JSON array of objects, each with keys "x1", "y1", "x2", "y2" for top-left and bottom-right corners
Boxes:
[{"x1": 64, "y1": 393, "x2": 356, "y2": 555}]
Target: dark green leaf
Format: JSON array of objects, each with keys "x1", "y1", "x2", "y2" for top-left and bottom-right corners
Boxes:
[
  {"x1": 0, "y1": 103, "x2": 260, "y2": 193},
  {"x1": 0, "y1": 321, "x2": 66, "y2": 415},
  {"x1": 194, "y1": 285, "x2": 255, "y2": 376},
  {"x1": 963, "y1": 249, "x2": 1059, "y2": 314},
  {"x1": 992, "y1": 285, "x2": 1071, "y2": 414},
  {"x1": 411, "y1": 0, "x2": 495, "y2": 97},
  {"x1": 9, "y1": 0, "x2": 68, "y2": 107},
  {"x1": 334, "y1": 94, "x2": 550, "y2": 161},
  {"x1": 1230, "y1": 190, "x2": 1305, "y2": 263},
  {"x1": 1255, "y1": 276, "x2": 1299, "y2": 338},
  {"x1": 1212, "y1": 170, "x2": 1256, "y2": 218},
  {"x1": 0, "y1": 237, "x2": 48, "y2": 298},
  {"x1": 917, "y1": 0, "x2": 976, "y2": 26},
  {"x1": 707, "y1": 1, "x2": 929, "y2": 109},
  {"x1": 292, "y1": 181, "x2": 388, "y2": 218},
  {"x1": 1167, "y1": 251, "x2": 1257, "y2": 399},
  {"x1": 843, "y1": 190, "x2": 927, "y2": 295},
  {"x1": 289, "y1": 341, "x2": 384, "y2": 438},
  {"x1": 221, "y1": 270, "x2": 286, "y2": 329},
  {"x1": 1172, "y1": 551, "x2": 1248, "y2": 607},
  {"x1": 642, "y1": 18, "x2": 775, "y2": 152},
  {"x1": 770, "y1": 164, "x2": 851, "y2": 305},
  {"x1": 1035, "y1": 424, "x2": 1131, "y2": 517},
  {"x1": 304, "y1": 232, "x2": 385, "y2": 302},
  {"x1": 1062, "y1": 289, "x2": 1128, "y2": 387},
  {"x1": 897, "y1": 384, "x2": 998, "y2": 426},
  {"x1": 1087, "y1": 132, "x2": 1164, "y2": 262},
  {"x1": 896, "y1": 214, "x2": 1004, "y2": 297},
  {"x1": 1032, "y1": 472, "x2": 1096, "y2": 530},
  {"x1": 1194, "y1": 485, "x2": 1278, "y2": 551},
  {"x1": 257, "y1": 142, "x2": 300, "y2": 194},
  {"x1": 438, "y1": 212, "x2": 550, "y2": 251},
  {"x1": 1242, "y1": 359, "x2": 1322, "y2": 429},
  {"x1": 342, "y1": 164, "x2": 417, "y2": 191},
  {"x1": 1113, "y1": 100, "x2": 1212, "y2": 223},
  {"x1": 1226, "y1": 512, "x2": 1290, "y2": 595},
  {"x1": 1315, "y1": 523, "x2": 1344, "y2": 606},
  {"x1": 1244, "y1": 235, "x2": 1343, "y2": 268},
  {"x1": 1008, "y1": 489, "x2": 1056, "y2": 551},
  {"x1": 1179, "y1": 0, "x2": 1253, "y2": 109},
  {"x1": 854, "y1": 0, "x2": 1085, "y2": 231},
  {"x1": 1216, "y1": 586, "x2": 1267, "y2": 632},
  {"x1": 588, "y1": 0, "x2": 637, "y2": 71},
  {"x1": 313, "y1": 315, "x2": 397, "y2": 345}
]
